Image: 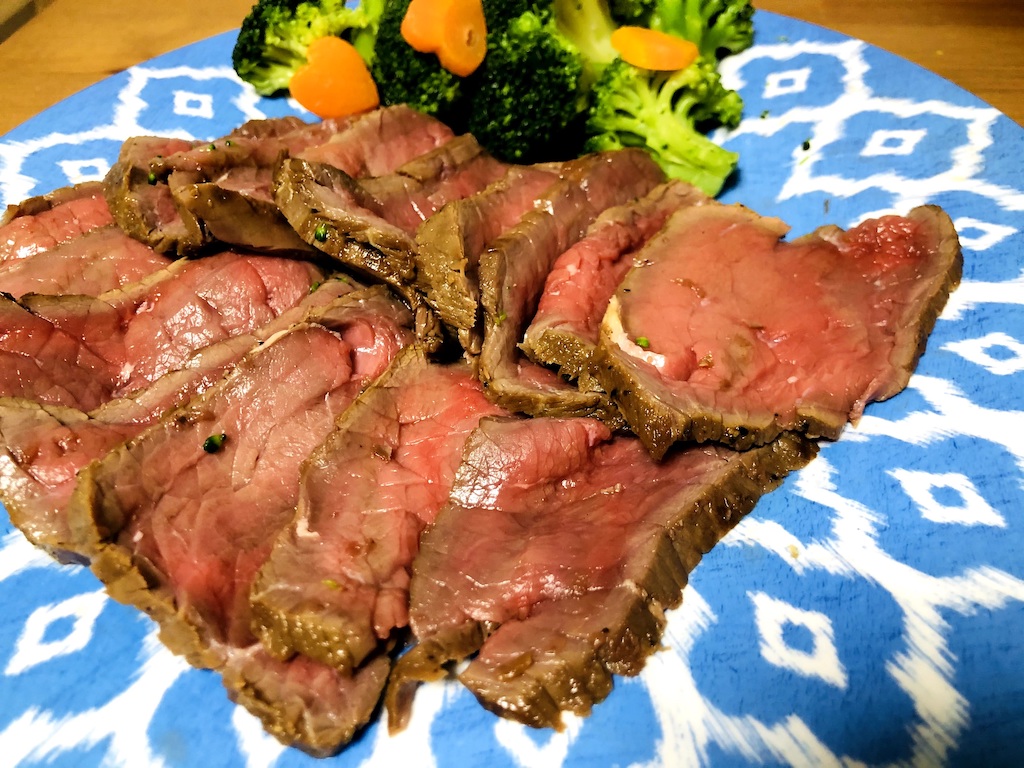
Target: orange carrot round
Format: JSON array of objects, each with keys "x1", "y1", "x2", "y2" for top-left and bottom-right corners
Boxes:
[
  {"x1": 400, "y1": 0, "x2": 487, "y2": 77},
  {"x1": 400, "y1": 0, "x2": 445, "y2": 53},
  {"x1": 611, "y1": 26, "x2": 699, "y2": 71},
  {"x1": 289, "y1": 36, "x2": 380, "y2": 119}
]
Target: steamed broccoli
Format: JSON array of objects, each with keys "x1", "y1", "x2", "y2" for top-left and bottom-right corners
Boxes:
[
  {"x1": 585, "y1": 57, "x2": 743, "y2": 195},
  {"x1": 371, "y1": 0, "x2": 466, "y2": 121},
  {"x1": 233, "y1": 0, "x2": 385, "y2": 96},
  {"x1": 466, "y1": 10, "x2": 583, "y2": 162},
  {"x1": 463, "y1": 0, "x2": 622, "y2": 162}
]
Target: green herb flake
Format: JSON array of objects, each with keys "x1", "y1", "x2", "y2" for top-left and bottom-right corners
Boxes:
[
  {"x1": 495, "y1": 311, "x2": 508, "y2": 326},
  {"x1": 760, "y1": 109, "x2": 770, "y2": 119},
  {"x1": 308, "y1": 281, "x2": 322, "y2": 294},
  {"x1": 322, "y1": 578, "x2": 340, "y2": 590},
  {"x1": 801, "y1": 139, "x2": 812, "y2": 151},
  {"x1": 202, "y1": 432, "x2": 227, "y2": 453},
  {"x1": 146, "y1": 171, "x2": 157, "y2": 186},
  {"x1": 635, "y1": 336, "x2": 650, "y2": 349},
  {"x1": 313, "y1": 223, "x2": 329, "y2": 242}
]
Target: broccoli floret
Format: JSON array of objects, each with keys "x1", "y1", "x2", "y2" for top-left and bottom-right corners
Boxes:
[
  {"x1": 371, "y1": 0, "x2": 466, "y2": 121},
  {"x1": 232, "y1": 0, "x2": 385, "y2": 96},
  {"x1": 466, "y1": 10, "x2": 585, "y2": 163},
  {"x1": 607, "y1": 0, "x2": 656, "y2": 25},
  {"x1": 585, "y1": 57, "x2": 742, "y2": 195},
  {"x1": 645, "y1": 0, "x2": 754, "y2": 62}
]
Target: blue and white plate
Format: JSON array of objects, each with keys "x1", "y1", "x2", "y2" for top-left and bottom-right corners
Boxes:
[{"x1": 2, "y1": 12, "x2": 1023, "y2": 767}]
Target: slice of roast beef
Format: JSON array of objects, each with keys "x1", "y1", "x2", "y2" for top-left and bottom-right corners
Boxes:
[
  {"x1": 413, "y1": 164, "x2": 563, "y2": 353},
  {"x1": 386, "y1": 417, "x2": 816, "y2": 730},
  {"x1": 1, "y1": 182, "x2": 113, "y2": 264},
  {"x1": 66, "y1": 307, "x2": 413, "y2": 753},
  {"x1": 274, "y1": 134, "x2": 506, "y2": 281},
  {"x1": 0, "y1": 225, "x2": 173, "y2": 298},
  {"x1": 0, "y1": 278, "x2": 366, "y2": 559},
  {"x1": 476, "y1": 150, "x2": 665, "y2": 419},
  {"x1": 594, "y1": 204, "x2": 963, "y2": 456},
  {"x1": 222, "y1": 646, "x2": 391, "y2": 758},
  {"x1": 251, "y1": 345, "x2": 505, "y2": 674},
  {"x1": 294, "y1": 104, "x2": 455, "y2": 177},
  {"x1": 104, "y1": 136, "x2": 206, "y2": 254},
  {"x1": 148, "y1": 107, "x2": 455, "y2": 255},
  {"x1": 0, "y1": 252, "x2": 323, "y2": 410},
  {"x1": 521, "y1": 181, "x2": 710, "y2": 384}
]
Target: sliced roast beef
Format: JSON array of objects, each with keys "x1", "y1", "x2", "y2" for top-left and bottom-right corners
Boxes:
[
  {"x1": 594, "y1": 204, "x2": 963, "y2": 456},
  {"x1": 521, "y1": 181, "x2": 710, "y2": 384},
  {"x1": 477, "y1": 150, "x2": 665, "y2": 419},
  {"x1": 104, "y1": 136, "x2": 206, "y2": 254},
  {"x1": 274, "y1": 134, "x2": 506, "y2": 281},
  {"x1": 0, "y1": 278, "x2": 366, "y2": 558},
  {"x1": 0, "y1": 225, "x2": 172, "y2": 298},
  {"x1": 147, "y1": 107, "x2": 455, "y2": 255},
  {"x1": 0, "y1": 182, "x2": 113, "y2": 264},
  {"x1": 294, "y1": 105, "x2": 455, "y2": 177},
  {"x1": 0, "y1": 252, "x2": 323, "y2": 410},
  {"x1": 66, "y1": 307, "x2": 413, "y2": 753},
  {"x1": 251, "y1": 345, "x2": 505, "y2": 674},
  {"x1": 386, "y1": 417, "x2": 816, "y2": 730},
  {"x1": 222, "y1": 647, "x2": 391, "y2": 758},
  {"x1": 414, "y1": 164, "x2": 563, "y2": 353}
]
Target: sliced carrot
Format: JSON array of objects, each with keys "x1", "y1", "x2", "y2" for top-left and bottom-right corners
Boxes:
[
  {"x1": 289, "y1": 36, "x2": 380, "y2": 119},
  {"x1": 401, "y1": 0, "x2": 445, "y2": 53},
  {"x1": 400, "y1": 0, "x2": 487, "y2": 77},
  {"x1": 611, "y1": 26, "x2": 699, "y2": 71},
  {"x1": 435, "y1": 0, "x2": 488, "y2": 76}
]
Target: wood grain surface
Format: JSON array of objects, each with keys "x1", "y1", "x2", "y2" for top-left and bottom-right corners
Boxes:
[{"x1": 0, "y1": 0, "x2": 1020, "y2": 136}]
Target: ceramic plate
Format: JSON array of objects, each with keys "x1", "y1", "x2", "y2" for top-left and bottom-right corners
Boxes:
[{"x1": 1, "y1": 12, "x2": 1022, "y2": 767}]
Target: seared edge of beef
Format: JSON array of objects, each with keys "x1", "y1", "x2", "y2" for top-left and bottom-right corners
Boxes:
[
  {"x1": 104, "y1": 136, "x2": 207, "y2": 255},
  {"x1": 222, "y1": 648, "x2": 391, "y2": 758},
  {"x1": 413, "y1": 165, "x2": 562, "y2": 353},
  {"x1": 594, "y1": 205, "x2": 963, "y2": 457},
  {"x1": 274, "y1": 134, "x2": 504, "y2": 284}
]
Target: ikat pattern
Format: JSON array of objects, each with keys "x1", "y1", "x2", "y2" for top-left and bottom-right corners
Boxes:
[{"x1": 1, "y1": 12, "x2": 1022, "y2": 767}]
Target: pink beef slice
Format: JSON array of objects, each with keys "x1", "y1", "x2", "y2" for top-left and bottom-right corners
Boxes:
[
  {"x1": 0, "y1": 252, "x2": 323, "y2": 411},
  {"x1": 594, "y1": 204, "x2": 963, "y2": 457},
  {"x1": 0, "y1": 225, "x2": 173, "y2": 299},
  {"x1": 274, "y1": 134, "x2": 507, "y2": 286},
  {"x1": 0, "y1": 182, "x2": 114, "y2": 264},
  {"x1": 476, "y1": 150, "x2": 665, "y2": 420},
  {"x1": 251, "y1": 345, "x2": 505, "y2": 674},
  {"x1": 66, "y1": 302, "x2": 413, "y2": 754},
  {"x1": 385, "y1": 417, "x2": 816, "y2": 731},
  {"x1": 521, "y1": 180, "x2": 711, "y2": 383},
  {"x1": 295, "y1": 104, "x2": 455, "y2": 177},
  {"x1": 0, "y1": 279, "x2": 364, "y2": 558}
]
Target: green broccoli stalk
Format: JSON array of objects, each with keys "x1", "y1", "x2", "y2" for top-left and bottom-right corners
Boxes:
[
  {"x1": 585, "y1": 57, "x2": 742, "y2": 195},
  {"x1": 232, "y1": 0, "x2": 385, "y2": 96},
  {"x1": 371, "y1": 0, "x2": 466, "y2": 121},
  {"x1": 465, "y1": 10, "x2": 584, "y2": 162}
]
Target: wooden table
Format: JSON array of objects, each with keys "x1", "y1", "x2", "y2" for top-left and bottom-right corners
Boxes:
[{"x1": 0, "y1": 0, "x2": 1021, "y2": 137}]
